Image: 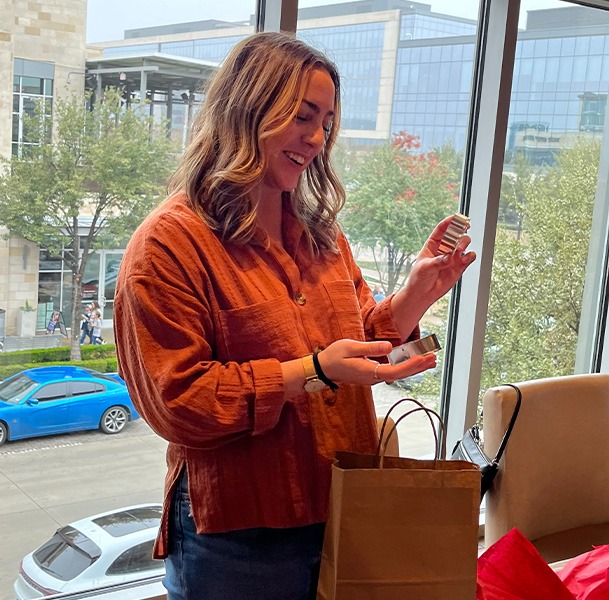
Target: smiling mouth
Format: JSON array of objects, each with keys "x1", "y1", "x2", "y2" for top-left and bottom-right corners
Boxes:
[{"x1": 285, "y1": 151, "x2": 306, "y2": 166}]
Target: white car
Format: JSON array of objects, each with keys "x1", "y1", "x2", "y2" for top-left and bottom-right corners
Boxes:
[{"x1": 14, "y1": 504, "x2": 164, "y2": 599}]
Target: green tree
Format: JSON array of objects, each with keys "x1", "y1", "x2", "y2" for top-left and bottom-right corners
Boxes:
[
  {"x1": 402, "y1": 141, "x2": 599, "y2": 403},
  {"x1": 499, "y1": 152, "x2": 533, "y2": 237},
  {"x1": 482, "y1": 140, "x2": 598, "y2": 390},
  {"x1": 340, "y1": 132, "x2": 460, "y2": 293},
  {"x1": 0, "y1": 89, "x2": 177, "y2": 359}
]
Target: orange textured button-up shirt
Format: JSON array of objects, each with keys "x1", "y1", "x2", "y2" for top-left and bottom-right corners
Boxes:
[{"x1": 114, "y1": 193, "x2": 414, "y2": 557}]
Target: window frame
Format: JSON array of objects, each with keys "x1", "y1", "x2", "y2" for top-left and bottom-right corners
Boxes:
[{"x1": 281, "y1": 0, "x2": 609, "y2": 451}]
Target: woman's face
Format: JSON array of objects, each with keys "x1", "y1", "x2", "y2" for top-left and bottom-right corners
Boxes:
[{"x1": 259, "y1": 68, "x2": 335, "y2": 202}]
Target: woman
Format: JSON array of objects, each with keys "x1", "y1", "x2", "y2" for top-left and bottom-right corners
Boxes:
[{"x1": 114, "y1": 32, "x2": 475, "y2": 600}]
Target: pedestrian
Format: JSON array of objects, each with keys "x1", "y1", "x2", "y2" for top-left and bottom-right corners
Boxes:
[
  {"x1": 90, "y1": 309, "x2": 103, "y2": 345},
  {"x1": 373, "y1": 285, "x2": 386, "y2": 302},
  {"x1": 114, "y1": 32, "x2": 475, "y2": 600},
  {"x1": 79, "y1": 303, "x2": 94, "y2": 345}
]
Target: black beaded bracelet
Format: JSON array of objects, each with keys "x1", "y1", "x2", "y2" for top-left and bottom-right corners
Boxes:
[{"x1": 312, "y1": 349, "x2": 339, "y2": 392}]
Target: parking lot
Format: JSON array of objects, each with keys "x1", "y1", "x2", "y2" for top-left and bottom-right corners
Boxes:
[{"x1": 0, "y1": 382, "x2": 434, "y2": 599}]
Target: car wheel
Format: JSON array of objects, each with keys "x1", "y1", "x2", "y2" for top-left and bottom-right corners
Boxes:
[
  {"x1": 0, "y1": 422, "x2": 7, "y2": 446},
  {"x1": 100, "y1": 406, "x2": 128, "y2": 434}
]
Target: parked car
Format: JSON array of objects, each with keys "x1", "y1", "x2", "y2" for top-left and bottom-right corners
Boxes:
[
  {"x1": 0, "y1": 366, "x2": 139, "y2": 446},
  {"x1": 14, "y1": 504, "x2": 164, "y2": 599}
]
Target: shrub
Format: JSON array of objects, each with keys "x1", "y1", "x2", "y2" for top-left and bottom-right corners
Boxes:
[
  {"x1": 0, "y1": 344, "x2": 116, "y2": 366},
  {"x1": 0, "y1": 358, "x2": 118, "y2": 381},
  {"x1": 0, "y1": 343, "x2": 118, "y2": 380}
]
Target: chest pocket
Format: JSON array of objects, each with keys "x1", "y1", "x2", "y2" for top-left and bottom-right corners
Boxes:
[
  {"x1": 323, "y1": 280, "x2": 365, "y2": 341},
  {"x1": 218, "y1": 297, "x2": 300, "y2": 363}
]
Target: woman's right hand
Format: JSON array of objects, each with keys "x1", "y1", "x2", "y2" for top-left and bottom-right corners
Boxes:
[{"x1": 317, "y1": 339, "x2": 436, "y2": 387}]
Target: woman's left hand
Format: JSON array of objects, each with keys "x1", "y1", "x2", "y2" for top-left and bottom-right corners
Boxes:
[
  {"x1": 390, "y1": 215, "x2": 476, "y2": 339},
  {"x1": 406, "y1": 214, "x2": 476, "y2": 304}
]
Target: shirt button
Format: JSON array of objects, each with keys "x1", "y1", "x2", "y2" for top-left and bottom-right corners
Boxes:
[
  {"x1": 294, "y1": 292, "x2": 306, "y2": 306},
  {"x1": 324, "y1": 394, "x2": 337, "y2": 406}
]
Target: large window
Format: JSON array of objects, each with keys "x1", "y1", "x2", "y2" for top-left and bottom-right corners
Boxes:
[
  {"x1": 7, "y1": 1, "x2": 609, "y2": 598},
  {"x1": 39, "y1": 246, "x2": 125, "y2": 325},
  {"x1": 38, "y1": 250, "x2": 72, "y2": 330},
  {"x1": 298, "y1": 0, "x2": 481, "y2": 458},
  {"x1": 482, "y1": 0, "x2": 606, "y2": 391},
  {"x1": 12, "y1": 59, "x2": 54, "y2": 157}
]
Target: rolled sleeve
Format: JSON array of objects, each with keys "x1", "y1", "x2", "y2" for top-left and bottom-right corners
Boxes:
[{"x1": 250, "y1": 358, "x2": 287, "y2": 436}]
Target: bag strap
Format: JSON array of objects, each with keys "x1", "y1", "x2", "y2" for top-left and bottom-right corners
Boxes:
[
  {"x1": 388, "y1": 407, "x2": 446, "y2": 460},
  {"x1": 377, "y1": 398, "x2": 446, "y2": 468},
  {"x1": 377, "y1": 397, "x2": 438, "y2": 457},
  {"x1": 375, "y1": 398, "x2": 423, "y2": 456},
  {"x1": 491, "y1": 383, "x2": 522, "y2": 465}
]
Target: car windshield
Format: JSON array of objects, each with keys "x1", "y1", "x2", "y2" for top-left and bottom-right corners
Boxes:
[
  {"x1": 0, "y1": 375, "x2": 38, "y2": 404},
  {"x1": 33, "y1": 526, "x2": 101, "y2": 581}
]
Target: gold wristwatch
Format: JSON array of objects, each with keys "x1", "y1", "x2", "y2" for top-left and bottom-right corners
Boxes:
[{"x1": 302, "y1": 354, "x2": 326, "y2": 392}]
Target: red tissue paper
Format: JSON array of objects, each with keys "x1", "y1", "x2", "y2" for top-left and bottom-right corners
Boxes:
[
  {"x1": 557, "y1": 544, "x2": 609, "y2": 600},
  {"x1": 476, "y1": 528, "x2": 575, "y2": 600}
]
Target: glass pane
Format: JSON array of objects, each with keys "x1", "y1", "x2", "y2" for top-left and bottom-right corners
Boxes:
[
  {"x1": 39, "y1": 249, "x2": 63, "y2": 270},
  {"x1": 21, "y1": 76, "x2": 43, "y2": 95},
  {"x1": 12, "y1": 113, "x2": 19, "y2": 142},
  {"x1": 33, "y1": 530, "x2": 99, "y2": 580},
  {"x1": 81, "y1": 253, "x2": 100, "y2": 303},
  {"x1": 482, "y1": 0, "x2": 600, "y2": 395},
  {"x1": 298, "y1": 0, "x2": 481, "y2": 457},
  {"x1": 37, "y1": 301, "x2": 56, "y2": 330},
  {"x1": 106, "y1": 541, "x2": 160, "y2": 575},
  {"x1": 33, "y1": 382, "x2": 69, "y2": 401},
  {"x1": 22, "y1": 96, "x2": 37, "y2": 117},
  {"x1": 103, "y1": 253, "x2": 123, "y2": 300},
  {"x1": 71, "y1": 381, "x2": 101, "y2": 396},
  {"x1": 38, "y1": 272, "x2": 62, "y2": 306},
  {"x1": 101, "y1": 302, "x2": 114, "y2": 323},
  {"x1": 61, "y1": 271, "x2": 73, "y2": 318}
]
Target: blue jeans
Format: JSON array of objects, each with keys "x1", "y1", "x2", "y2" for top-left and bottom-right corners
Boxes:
[{"x1": 164, "y1": 470, "x2": 324, "y2": 600}]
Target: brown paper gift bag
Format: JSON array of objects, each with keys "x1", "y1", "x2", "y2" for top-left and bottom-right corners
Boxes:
[{"x1": 317, "y1": 399, "x2": 481, "y2": 600}]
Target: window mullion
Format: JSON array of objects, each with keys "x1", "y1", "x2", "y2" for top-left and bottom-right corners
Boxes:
[
  {"x1": 256, "y1": 0, "x2": 298, "y2": 33},
  {"x1": 441, "y1": 0, "x2": 520, "y2": 451}
]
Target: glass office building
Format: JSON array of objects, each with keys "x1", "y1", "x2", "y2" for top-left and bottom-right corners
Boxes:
[{"x1": 94, "y1": 1, "x2": 609, "y2": 159}]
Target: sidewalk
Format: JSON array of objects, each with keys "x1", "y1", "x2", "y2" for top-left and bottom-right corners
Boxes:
[{"x1": 1, "y1": 334, "x2": 63, "y2": 352}]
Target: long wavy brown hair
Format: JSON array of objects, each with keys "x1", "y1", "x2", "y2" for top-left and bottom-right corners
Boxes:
[{"x1": 168, "y1": 31, "x2": 345, "y2": 254}]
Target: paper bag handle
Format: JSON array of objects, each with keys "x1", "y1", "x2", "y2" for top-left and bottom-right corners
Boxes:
[
  {"x1": 377, "y1": 398, "x2": 447, "y2": 466},
  {"x1": 377, "y1": 397, "x2": 438, "y2": 457}
]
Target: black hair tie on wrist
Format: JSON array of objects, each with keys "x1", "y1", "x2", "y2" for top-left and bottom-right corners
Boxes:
[{"x1": 312, "y1": 349, "x2": 339, "y2": 392}]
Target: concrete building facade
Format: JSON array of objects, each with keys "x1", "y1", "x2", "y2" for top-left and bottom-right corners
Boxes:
[
  {"x1": 0, "y1": 1, "x2": 214, "y2": 338},
  {"x1": 0, "y1": 0, "x2": 87, "y2": 337}
]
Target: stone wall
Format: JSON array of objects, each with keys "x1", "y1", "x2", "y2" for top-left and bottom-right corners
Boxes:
[{"x1": 0, "y1": 1, "x2": 87, "y2": 335}]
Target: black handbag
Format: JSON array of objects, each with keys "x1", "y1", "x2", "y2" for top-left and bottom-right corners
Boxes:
[{"x1": 451, "y1": 383, "x2": 522, "y2": 501}]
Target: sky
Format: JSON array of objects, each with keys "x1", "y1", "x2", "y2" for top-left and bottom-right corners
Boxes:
[{"x1": 86, "y1": 0, "x2": 564, "y2": 43}]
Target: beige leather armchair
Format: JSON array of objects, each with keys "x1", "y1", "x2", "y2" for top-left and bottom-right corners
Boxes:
[
  {"x1": 483, "y1": 373, "x2": 609, "y2": 562},
  {"x1": 377, "y1": 416, "x2": 400, "y2": 457}
]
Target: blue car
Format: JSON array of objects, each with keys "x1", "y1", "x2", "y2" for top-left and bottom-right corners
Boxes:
[{"x1": 0, "y1": 366, "x2": 140, "y2": 446}]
